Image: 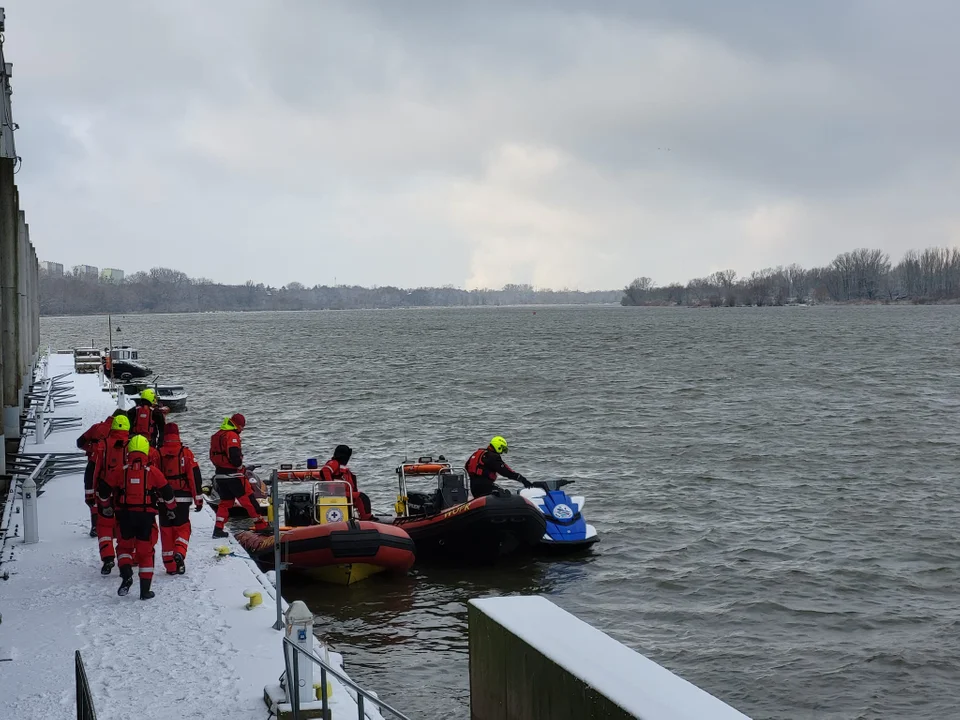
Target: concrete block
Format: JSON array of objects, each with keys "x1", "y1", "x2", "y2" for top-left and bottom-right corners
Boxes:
[{"x1": 468, "y1": 596, "x2": 751, "y2": 720}]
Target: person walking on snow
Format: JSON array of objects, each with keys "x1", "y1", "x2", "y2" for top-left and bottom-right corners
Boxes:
[
  {"x1": 78, "y1": 410, "x2": 126, "y2": 536},
  {"x1": 464, "y1": 436, "x2": 531, "y2": 498},
  {"x1": 98, "y1": 434, "x2": 176, "y2": 600},
  {"x1": 209, "y1": 413, "x2": 267, "y2": 538},
  {"x1": 320, "y1": 445, "x2": 374, "y2": 520},
  {"x1": 126, "y1": 388, "x2": 166, "y2": 448},
  {"x1": 157, "y1": 423, "x2": 204, "y2": 575},
  {"x1": 89, "y1": 414, "x2": 131, "y2": 575}
]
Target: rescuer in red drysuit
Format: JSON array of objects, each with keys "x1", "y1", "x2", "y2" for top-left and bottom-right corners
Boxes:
[
  {"x1": 320, "y1": 445, "x2": 374, "y2": 520},
  {"x1": 465, "y1": 436, "x2": 530, "y2": 498},
  {"x1": 90, "y1": 415, "x2": 132, "y2": 574},
  {"x1": 209, "y1": 413, "x2": 267, "y2": 538},
  {"x1": 157, "y1": 423, "x2": 204, "y2": 575},
  {"x1": 126, "y1": 388, "x2": 166, "y2": 448},
  {"x1": 98, "y1": 434, "x2": 175, "y2": 600},
  {"x1": 79, "y1": 410, "x2": 126, "y2": 536}
]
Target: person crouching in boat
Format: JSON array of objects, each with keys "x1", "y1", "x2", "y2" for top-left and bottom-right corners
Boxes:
[
  {"x1": 157, "y1": 423, "x2": 204, "y2": 575},
  {"x1": 320, "y1": 445, "x2": 375, "y2": 521},
  {"x1": 98, "y1": 434, "x2": 176, "y2": 600},
  {"x1": 465, "y1": 436, "x2": 531, "y2": 498},
  {"x1": 209, "y1": 413, "x2": 268, "y2": 538}
]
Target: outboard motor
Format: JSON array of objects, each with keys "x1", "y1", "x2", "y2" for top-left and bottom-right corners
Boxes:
[{"x1": 283, "y1": 492, "x2": 315, "y2": 527}]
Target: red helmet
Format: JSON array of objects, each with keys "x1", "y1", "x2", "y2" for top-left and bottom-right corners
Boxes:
[
  {"x1": 230, "y1": 413, "x2": 246, "y2": 431},
  {"x1": 165, "y1": 422, "x2": 181, "y2": 438}
]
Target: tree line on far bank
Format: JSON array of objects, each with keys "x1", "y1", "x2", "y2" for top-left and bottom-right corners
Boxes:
[
  {"x1": 621, "y1": 247, "x2": 960, "y2": 307},
  {"x1": 39, "y1": 268, "x2": 622, "y2": 316}
]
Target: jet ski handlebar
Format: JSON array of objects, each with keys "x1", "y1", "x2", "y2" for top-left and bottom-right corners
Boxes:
[{"x1": 531, "y1": 479, "x2": 573, "y2": 491}]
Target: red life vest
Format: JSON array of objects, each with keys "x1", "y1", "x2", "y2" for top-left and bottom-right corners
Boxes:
[
  {"x1": 159, "y1": 443, "x2": 190, "y2": 494},
  {"x1": 96, "y1": 433, "x2": 129, "y2": 494},
  {"x1": 131, "y1": 405, "x2": 155, "y2": 437},
  {"x1": 79, "y1": 419, "x2": 112, "y2": 459},
  {"x1": 320, "y1": 459, "x2": 357, "y2": 492},
  {"x1": 209, "y1": 429, "x2": 242, "y2": 471},
  {"x1": 117, "y1": 457, "x2": 161, "y2": 511},
  {"x1": 465, "y1": 448, "x2": 495, "y2": 480}
]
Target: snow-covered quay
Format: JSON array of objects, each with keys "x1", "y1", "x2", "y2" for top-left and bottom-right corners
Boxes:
[{"x1": 0, "y1": 353, "x2": 380, "y2": 720}]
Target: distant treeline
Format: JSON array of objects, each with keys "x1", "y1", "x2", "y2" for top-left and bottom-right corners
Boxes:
[
  {"x1": 622, "y1": 247, "x2": 960, "y2": 307},
  {"x1": 39, "y1": 268, "x2": 621, "y2": 316}
]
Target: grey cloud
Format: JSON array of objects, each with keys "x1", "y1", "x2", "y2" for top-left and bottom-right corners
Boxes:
[{"x1": 3, "y1": 0, "x2": 959, "y2": 289}]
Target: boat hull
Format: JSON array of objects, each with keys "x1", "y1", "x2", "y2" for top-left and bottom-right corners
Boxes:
[
  {"x1": 159, "y1": 396, "x2": 188, "y2": 413},
  {"x1": 235, "y1": 521, "x2": 416, "y2": 584},
  {"x1": 393, "y1": 493, "x2": 546, "y2": 563},
  {"x1": 537, "y1": 535, "x2": 600, "y2": 554},
  {"x1": 111, "y1": 360, "x2": 152, "y2": 379}
]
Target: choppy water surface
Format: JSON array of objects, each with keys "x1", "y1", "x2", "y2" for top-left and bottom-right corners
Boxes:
[{"x1": 42, "y1": 306, "x2": 960, "y2": 719}]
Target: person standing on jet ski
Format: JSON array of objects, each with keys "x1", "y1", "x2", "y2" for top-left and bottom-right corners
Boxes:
[{"x1": 465, "y1": 436, "x2": 531, "y2": 498}]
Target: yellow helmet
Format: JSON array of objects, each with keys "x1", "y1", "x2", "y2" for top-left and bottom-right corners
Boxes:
[
  {"x1": 140, "y1": 388, "x2": 157, "y2": 405},
  {"x1": 489, "y1": 436, "x2": 508, "y2": 454},
  {"x1": 111, "y1": 415, "x2": 131, "y2": 432},
  {"x1": 127, "y1": 434, "x2": 151, "y2": 455}
]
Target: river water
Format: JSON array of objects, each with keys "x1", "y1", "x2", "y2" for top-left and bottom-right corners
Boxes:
[{"x1": 42, "y1": 306, "x2": 960, "y2": 719}]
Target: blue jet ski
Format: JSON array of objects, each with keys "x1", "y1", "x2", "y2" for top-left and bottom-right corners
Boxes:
[{"x1": 519, "y1": 479, "x2": 599, "y2": 553}]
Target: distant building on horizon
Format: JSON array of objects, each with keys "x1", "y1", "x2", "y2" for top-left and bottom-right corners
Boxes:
[
  {"x1": 40, "y1": 261, "x2": 63, "y2": 277},
  {"x1": 73, "y1": 264, "x2": 98, "y2": 281},
  {"x1": 100, "y1": 267, "x2": 124, "y2": 284}
]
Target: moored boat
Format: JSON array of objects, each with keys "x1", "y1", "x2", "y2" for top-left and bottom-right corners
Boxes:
[
  {"x1": 235, "y1": 520, "x2": 415, "y2": 585},
  {"x1": 237, "y1": 476, "x2": 415, "y2": 585},
  {"x1": 105, "y1": 345, "x2": 151, "y2": 379},
  {"x1": 391, "y1": 457, "x2": 545, "y2": 563},
  {"x1": 155, "y1": 383, "x2": 188, "y2": 412}
]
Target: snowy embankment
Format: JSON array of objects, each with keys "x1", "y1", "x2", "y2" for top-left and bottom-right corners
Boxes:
[{"x1": 0, "y1": 354, "x2": 373, "y2": 720}]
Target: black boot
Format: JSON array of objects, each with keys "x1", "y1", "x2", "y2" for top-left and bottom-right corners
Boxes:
[
  {"x1": 212, "y1": 527, "x2": 229, "y2": 538},
  {"x1": 140, "y1": 578, "x2": 155, "y2": 601},
  {"x1": 100, "y1": 558, "x2": 115, "y2": 576},
  {"x1": 89, "y1": 525, "x2": 98, "y2": 538},
  {"x1": 174, "y1": 552, "x2": 185, "y2": 575},
  {"x1": 117, "y1": 568, "x2": 134, "y2": 596}
]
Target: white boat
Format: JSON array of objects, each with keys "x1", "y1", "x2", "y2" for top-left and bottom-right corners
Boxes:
[
  {"x1": 73, "y1": 347, "x2": 102, "y2": 374},
  {"x1": 155, "y1": 384, "x2": 188, "y2": 412}
]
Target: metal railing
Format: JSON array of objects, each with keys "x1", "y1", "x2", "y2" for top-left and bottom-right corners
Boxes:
[
  {"x1": 75, "y1": 650, "x2": 98, "y2": 720},
  {"x1": 22, "y1": 360, "x2": 82, "y2": 442},
  {"x1": 282, "y1": 637, "x2": 411, "y2": 720}
]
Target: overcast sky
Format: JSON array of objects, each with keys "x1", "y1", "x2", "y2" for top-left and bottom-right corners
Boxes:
[{"x1": 5, "y1": 1, "x2": 959, "y2": 289}]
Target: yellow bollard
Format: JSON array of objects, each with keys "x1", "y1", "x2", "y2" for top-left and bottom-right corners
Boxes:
[
  {"x1": 243, "y1": 589, "x2": 262, "y2": 610},
  {"x1": 314, "y1": 680, "x2": 334, "y2": 701}
]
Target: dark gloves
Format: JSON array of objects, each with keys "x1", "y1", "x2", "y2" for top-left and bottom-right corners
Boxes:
[
  {"x1": 517, "y1": 475, "x2": 532, "y2": 488},
  {"x1": 194, "y1": 501, "x2": 203, "y2": 512},
  {"x1": 84, "y1": 494, "x2": 96, "y2": 508}
]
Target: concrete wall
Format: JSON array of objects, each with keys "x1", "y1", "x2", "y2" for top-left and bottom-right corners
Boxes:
[
  {"x1": 469, "y1": 596, "x2": 752, "y2": 720},
  {"x1": 0, "y1": 18, "x2": 41, "y2": 474}
]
